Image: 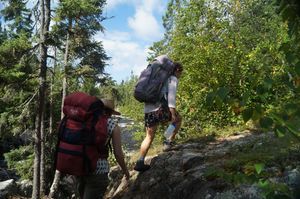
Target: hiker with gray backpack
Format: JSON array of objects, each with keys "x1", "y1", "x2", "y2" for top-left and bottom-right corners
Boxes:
[{"x1": 133, "y1": 55, "x2": 183, "y2": 172}]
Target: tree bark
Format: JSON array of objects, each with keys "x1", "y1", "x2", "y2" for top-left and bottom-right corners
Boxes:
[
  {"x1": 32, "y1": 0, "x2": 50, "y2": 198},
  {"x1": 40, "y1": 1, "x2": 51, "y2": 195},
  {"x1": 40, "y1": 108, "x2": 46, "y2": 195},
  {"x1": 32, "y1": 0, "x2": 45, "y2": 197}
]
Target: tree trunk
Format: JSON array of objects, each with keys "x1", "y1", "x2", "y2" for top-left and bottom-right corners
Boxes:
[
  {"x1": 40, "y1": 109, "x2": 45, "y2": 195},
  {"x1": 32, "y1": 0, "x2": 45, "y2": 197},
  {"x1": 49, "y1": 19, "x2": 72, "y2": 198},
  {"x1": 32, "y1": 0, "x2": 50, "y2": 198},
  {"x1": 49, "y1": 47, "x2": 56, "y2": 136},
  {"x1": 41, "y1": 1, "x2": 51, "y2": 195},
  {"x1": 61, "y1": 20, "x2": 71, "y2": 119},
  {"x1": 48, "y1": 46, "x2": 57, "y2": 199}
]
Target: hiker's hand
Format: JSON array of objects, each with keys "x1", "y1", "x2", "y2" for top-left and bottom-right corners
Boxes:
[{"x1": 171, "y1": 114, "x2": 177, "y2": 123}]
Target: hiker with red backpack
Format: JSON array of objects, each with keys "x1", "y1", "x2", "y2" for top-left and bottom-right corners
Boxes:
[
  {"x1": 133, "y1": 55, "x2": 183, "y2": 172},
  {"x1": 53, "y1": 92, "x2": 129, "y2": 198}
]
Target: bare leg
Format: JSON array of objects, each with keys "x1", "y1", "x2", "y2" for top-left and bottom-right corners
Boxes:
[
  {"x1": 139, "y1": 125, "x2": 157, "y2": 157},
  {"x1": 170, "y1": 114, "x2": 182, "y2": 141},
  {"x1": 134, "y1": 125, "x2": 158, "y2": 171}
]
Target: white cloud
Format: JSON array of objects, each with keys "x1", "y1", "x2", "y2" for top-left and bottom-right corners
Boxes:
[
  {"x1": 105, "y1": 0, "x2": 165, "y2": 41},
  {"x1": 98, "y1": 0, "x2": 168, "y2": 83},
  {"x1": 139, "y1": 0, "x2": 165, "y2": 13},
  {"x1": 126, "y1": 0, "x2": 165, "y2": 41},
  {"x1": 106, "y1": 0, "x2": 165, "y2": 11},
  {"x1": 105, "y1": 0, "x2": 128, "y2": 10},
  {"x1": 95, "y1": 31, "x2": 149, "y2": 82},
  {"x1": 128, "y1": 8, "x2": 163, "y2": 41}
]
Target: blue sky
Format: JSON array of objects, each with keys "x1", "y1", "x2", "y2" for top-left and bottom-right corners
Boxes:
[
  {"x1": 97, "y1": 0, "x2": 169, "y2": 83},
  {"x1": 0, "y1": 0, "x2": 168, "y2": 84}
]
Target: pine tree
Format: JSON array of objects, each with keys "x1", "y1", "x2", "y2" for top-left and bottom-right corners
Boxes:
[{"x1": 32, "y1": 0, "x2": 51, "y2": 197}]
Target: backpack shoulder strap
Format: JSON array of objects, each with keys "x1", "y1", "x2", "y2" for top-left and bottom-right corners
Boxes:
[
  {"x1": 54, "y1": 115, "x2": 68, "y2": 171},
  {"x1": 58, "y1": 116, "x2": 68, "y2": 139}
]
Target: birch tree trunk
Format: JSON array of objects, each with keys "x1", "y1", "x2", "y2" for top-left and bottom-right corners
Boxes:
[
  {"x1": 49, "y1": 19, "x2": 72, "y2": 199},
  {"x1": 61, "y1": 20, "x2": 71, "y2": 119},
  {"x1": 49, "y1": 47, "x2": 56, "y2": 136}
]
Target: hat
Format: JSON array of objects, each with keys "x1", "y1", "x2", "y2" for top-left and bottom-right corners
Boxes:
[{"x1": 101, "y1": 99, "x2": 121, "y2": 115}]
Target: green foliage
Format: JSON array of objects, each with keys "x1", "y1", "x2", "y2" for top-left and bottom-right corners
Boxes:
[
  {"x1": 0, "y1": 0, "x2": 111, "y2": 189},
  {"x1": 0, "y1": 31, "x2": 37, "y2": 138},
  {"x1": 204, "y1": 134, "x2": 298, "y2": 198},
  {"x1": 51, "y1": 0, "x2": 109, "y2": 93},
  {"x1": 254, "y1": 163, "x2": 264, "y2": 175},
  {"x1": 146, "y1": 0, "x2": 300, "y2": 143},
  {"x1": 116, "y1": 73, "x2": 144, "y2": 121},
  {"x1": 4, "y1": 145, "x2": 34, "y2": 180},
  {"x1": 0, "y1": 0, "x2": 33, "y2": 36}
]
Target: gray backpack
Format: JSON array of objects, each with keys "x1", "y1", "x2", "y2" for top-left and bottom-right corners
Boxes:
[{"x1": 134, "y1": 55, "x2": 175, "y2": 103}]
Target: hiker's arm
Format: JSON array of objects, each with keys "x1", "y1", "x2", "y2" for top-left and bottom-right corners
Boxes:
[
  {"x1": 169, "y1": 107, "x2": 177, "y2": 123},
  {"x1": 168, "y1": 76, "x2": 179, "y2": 122},
  {"x1": 111, "y1": 125, "x2": 130, "y2": 180}
]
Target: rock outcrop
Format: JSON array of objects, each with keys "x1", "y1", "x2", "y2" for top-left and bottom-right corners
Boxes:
[{"x1": 105, "y1": 131, "x2": 300, "y2": 199}]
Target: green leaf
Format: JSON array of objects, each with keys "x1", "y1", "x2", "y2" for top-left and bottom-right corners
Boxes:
[
  {"x1": 242, "y1": 108, "x2": 253, "y2": 123},
  {"x1": 242, "y1": 93, "x2": 250, "y2": 104},
  {"x1": 285, "y1": 103, "x2": 297, "y2": 115},
  {"x1": 252, "y1": 110, "x2": 262, "y2": 121},
  {"x1": 215, "y1": 96, "x2": 223, "y2": 107},
  {"x1": 263, "y1": 77, "x2": 273, "y2": 90},
  {"x1": 286, "y1": 51, "x2": 297, "y2": 64},
  {"x1": 258, "y1": 179, "x2": 269, "y2": 188},
  {"x1": 256, "y1": 85, "x2": 265, "y2": 95},
  {"x1": 254, "y1": 163, "x2": 265, "y2": 174},
  {"x1": 205, "y1": 92, "x2": 215, "y2": 106},
  {"x1": 216, "y1": 87, "x2": 229, "y2": 101},
  {"x1": 255, "y1": 104, "x2": 263, "y2": 115},
  {"x1": 275, "y1": 125, "x2": 286, "y2": 137},
  {"x1": 260, "y1": 117, "x2": 273, "y2": 129},
  {"x1": 295, "y1": 62, "x2": 300, "y2": 75}
]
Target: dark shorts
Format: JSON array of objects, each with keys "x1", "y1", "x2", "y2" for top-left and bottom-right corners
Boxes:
[
  {"x1": 145, "y1": 107, "x2": 171, "y2": 127},
  {"x1": 77, "y1": 173, "x2": 109, "y2": 199}
]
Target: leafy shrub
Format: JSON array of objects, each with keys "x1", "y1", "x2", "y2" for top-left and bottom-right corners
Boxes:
[{"x1": 4, "y1": 145, "x2": 34, "y2": 180}]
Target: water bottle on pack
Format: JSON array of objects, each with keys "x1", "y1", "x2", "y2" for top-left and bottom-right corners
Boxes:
[{"x1": 164, "y1": 123, "x2": 176, "y2": 140}]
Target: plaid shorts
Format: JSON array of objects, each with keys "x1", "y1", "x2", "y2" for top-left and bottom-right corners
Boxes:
[{"x1": 144, "y1": 107, "x2": 171, "y2": 127}]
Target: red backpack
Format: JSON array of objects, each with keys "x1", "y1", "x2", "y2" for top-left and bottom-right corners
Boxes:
[{"x1": 55, "y1": 92, "x2": 108, "y2": 176}]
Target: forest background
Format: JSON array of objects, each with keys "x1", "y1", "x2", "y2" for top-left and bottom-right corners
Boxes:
[{"x1": 0, "y1": 0, "x2": 299, "y2": 198}]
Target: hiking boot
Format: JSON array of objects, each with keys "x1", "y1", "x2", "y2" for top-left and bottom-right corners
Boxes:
[
  {"x1": 134, "y1": 160, "x2": 150, "y2": 172},
  {"x1": 163, "y1": 140, "x2": 172, "y2": 152}
]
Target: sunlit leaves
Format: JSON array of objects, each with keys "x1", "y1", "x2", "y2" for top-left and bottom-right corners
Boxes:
[
  {"x1": 254, "y1": 163, "x2": 265, "y2": 175},
  {"x1": 274, "y1": 125, "x2": 286, "y2": 137}
]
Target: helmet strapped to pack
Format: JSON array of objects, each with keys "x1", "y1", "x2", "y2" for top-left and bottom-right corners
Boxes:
[{"x1": 55, "y1": 92, "x2": 108, "y2": 176}]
